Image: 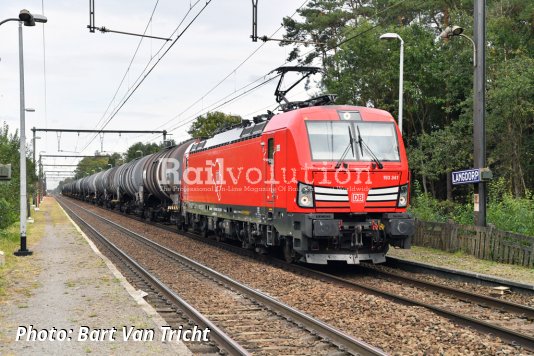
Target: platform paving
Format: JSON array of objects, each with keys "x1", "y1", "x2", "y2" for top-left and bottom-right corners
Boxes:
[{"x1": 0, "y1": 197, "x2": 191, "y2": 355}]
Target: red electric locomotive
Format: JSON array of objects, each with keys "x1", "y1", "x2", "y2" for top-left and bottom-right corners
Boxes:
[
  {"x1": 178, "y1": 67, "x2": 414, "y2": 264},
  {"x1": 62, "y1": 67, "x2": 414, "y2": 265}
]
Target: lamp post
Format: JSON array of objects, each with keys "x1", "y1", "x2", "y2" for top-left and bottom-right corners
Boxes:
[
  {"x1": 1, "y1": 10, "x2": 48, "y2": 256},
  {"x1": 440, "y1": 19, "x2": 487, "y2": 227},
  {"x1": 379, "y1": 32, "x2": 404, "y2": 134},
  {"x1": 30, "y1": 124, "x2": 41, "y2": 210},
  {"x1": 440, "y1": 26, "x2": 476, "y2": 67},
  {"x1": 38, "y1": 151, "x2": 45, "y2": 207}
]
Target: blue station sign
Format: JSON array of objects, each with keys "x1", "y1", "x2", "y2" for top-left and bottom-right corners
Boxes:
[{"x1": 451, "y1": 168, "x2": 481, "y2": 185}]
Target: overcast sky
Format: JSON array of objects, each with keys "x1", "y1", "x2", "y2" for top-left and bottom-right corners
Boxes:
[{"x1": 0, "y1": 0, "x2": 317, "y2": 188}]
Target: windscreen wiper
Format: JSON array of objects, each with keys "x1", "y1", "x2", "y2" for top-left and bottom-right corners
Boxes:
[
  {"x1": 356, "y1": 125, "x2": 383, "y2": 169},
  {"x1": 335, "y1": 127, "x2": 355, "y2": 169}
]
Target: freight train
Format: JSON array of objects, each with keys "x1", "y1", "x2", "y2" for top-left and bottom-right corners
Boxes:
[{"x1": 62, "y1": 67, "x2": 415, "y2": 264}]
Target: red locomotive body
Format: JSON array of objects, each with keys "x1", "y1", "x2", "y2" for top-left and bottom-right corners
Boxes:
[{"x1": 181, "y1": 105, "x2": 414, "y2": 264}]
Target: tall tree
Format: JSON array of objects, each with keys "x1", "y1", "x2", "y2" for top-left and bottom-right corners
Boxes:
[
  {"x1": 487, "y1": 56, "x2": 534, "y2": 197},
  {"x1": 188, "y1": 111, "x2": 242, "y2": 139},
  {"x1": 124, "y1": 142, "x2": 161, "y2": 162},
  {"x1": 74, "y1": 156, "x2": 111, "y2": 179}
]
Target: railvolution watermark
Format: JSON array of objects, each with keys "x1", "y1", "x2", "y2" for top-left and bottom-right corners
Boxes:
[{"x1": 157, "y1": 158, "x2": 375, "y2": 187}]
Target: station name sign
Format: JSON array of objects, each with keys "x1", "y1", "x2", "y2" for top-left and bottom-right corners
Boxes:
[{"x1": 451, "y1": 168, "x2": 492, "y2": 186}]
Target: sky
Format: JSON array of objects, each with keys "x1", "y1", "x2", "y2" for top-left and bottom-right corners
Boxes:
[{"x1": 0, "y1": 0, "x2": 317, "y2": 188}]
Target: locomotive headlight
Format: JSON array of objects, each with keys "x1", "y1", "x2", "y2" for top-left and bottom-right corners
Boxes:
[
  {"x1": 397, "y1": 184, "x2": 408, "y2": 207},
  {"x1": 298, "y1": 183, "x2": 314, "y2": 208}
]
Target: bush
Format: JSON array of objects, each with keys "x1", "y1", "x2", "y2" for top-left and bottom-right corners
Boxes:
[
  {"x1": 0, "y1": 197, "x2": 16, "y2": 230},
  {"x1": 409, "y1": 178, "x2": 534, "y2": 236}
]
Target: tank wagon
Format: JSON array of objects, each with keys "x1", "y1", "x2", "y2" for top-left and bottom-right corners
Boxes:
[{"x1": 62, "y1": 67, "x2": 415, "y2": 264}]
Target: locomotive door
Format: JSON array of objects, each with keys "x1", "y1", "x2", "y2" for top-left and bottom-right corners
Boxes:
[
  {"x1": 262, "y1": 131, "x2": 285, "y2": 212},
  {"x1": 263, "y1": 134, "x2": 276, "y2": 207}
]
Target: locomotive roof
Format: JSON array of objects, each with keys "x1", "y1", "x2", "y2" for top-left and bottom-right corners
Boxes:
[
  {"x1": 189, "y1": 120, "x2": 268, "y2": 153},
  {"x1": 189, "y1": 105, "x2": 395, "y2": 154}
]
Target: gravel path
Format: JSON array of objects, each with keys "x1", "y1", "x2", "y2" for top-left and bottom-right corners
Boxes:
[
  {"x1": 65, "y1": 198, "x2": 531, "y2": 355},
  {"x1": 0, "y1": 197, "x2": 190, "y2": 356}
]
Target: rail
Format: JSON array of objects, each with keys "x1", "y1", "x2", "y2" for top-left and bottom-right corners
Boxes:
[{"x1": 59, "y1": 197, "x2": 386, "y2": 356}]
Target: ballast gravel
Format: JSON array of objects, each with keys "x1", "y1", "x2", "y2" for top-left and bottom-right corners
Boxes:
[{"x1": 69, "y1": 199, "x2": 529, "y2": 355}]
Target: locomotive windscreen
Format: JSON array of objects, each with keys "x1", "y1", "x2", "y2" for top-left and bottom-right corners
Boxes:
[{"x1": 306, "y1": 121, "x2": 400, "y2": 162}]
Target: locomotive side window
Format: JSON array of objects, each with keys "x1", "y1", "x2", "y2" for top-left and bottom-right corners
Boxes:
[{"x1": 267, "y1": 138, "x2": 274, "y2": 165}]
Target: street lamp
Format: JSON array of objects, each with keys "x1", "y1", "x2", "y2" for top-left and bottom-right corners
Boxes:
[
  {"x1": 379, "y1": 32, "x2": 404, "y2": 134},
  {"x1": 439, "y1": 26, "x2": 476, "y2": 66},
  {"x1": 1, "y1": 10, "x2": 48, "y2": 257}
]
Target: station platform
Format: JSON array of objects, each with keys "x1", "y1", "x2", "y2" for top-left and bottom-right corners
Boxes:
[{"x1": 0, "y1": 197, "x2": 191, "y2": 355}]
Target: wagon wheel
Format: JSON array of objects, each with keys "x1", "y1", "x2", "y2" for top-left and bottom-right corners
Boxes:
[
  {"x1": 215, "y1": 232, "x2": 225, "y2": 242},
  {"x1": 200, "y1": 219, "x2": 209, "y2": 238},
  {"x1": 283, "y1": 237, "x2": 296, "y2": 263},
  {"x1": 177, "y1": 216, "x2": 187, "y2": 232},
  {"x1": 144, "y1": 208, "x2": 153, "y2": 221}
]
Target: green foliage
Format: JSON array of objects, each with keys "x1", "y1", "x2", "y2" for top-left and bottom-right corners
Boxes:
[
  {"x1": 486, "y1": 178, "x2": 534, "y2": 235},
  {"x1": 487, "y1": 56, "x2": 534, "y2": 197},
  {"x1": 282, "y1": 0, "x2": 534, "y2": 204},
  {"x1": 124, "y1": 142, "x2": 160, "y2": 163},
  {"x1": 74, "y1": 156, "x2": 111, "y2": 179},
  {"x1": 187, "y1": 111, "x2": 242, "y2": 139},
  {"x1": 0, "y1": 198, "x2": 17, "y2": 230},
  {"x1": 409, "y1": 178, "x2": 534, "y2": 236},
  {"x1": 0, "y1": 122, "x2": 37, "y2": 229}
]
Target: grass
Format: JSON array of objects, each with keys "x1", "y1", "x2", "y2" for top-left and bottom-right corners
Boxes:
[
  {"x1": 0, "y1": 201, "x2": 48, "y2": 347},
  {"x1": 65, "y1": 280, "x2": 77, "y2": 288},
  {"x1": 0, "y1": 222, "x2": 44, "y2": 298},
  {"x1": 0, "y1": 224, "x2": 21, "y2": 296},
  {"x1": 0, "y1": 199, "x2": 48, "y2": 300}
]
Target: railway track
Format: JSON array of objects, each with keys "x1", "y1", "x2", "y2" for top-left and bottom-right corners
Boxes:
[
  {"x1": 356, "y1": 264, "x2": 534, "y2": 318},
  {"x1": 60, "y1": 200, "x2": 244, "y2": 355},
  {"x1": 59, "y1": 197, "x2": 385, "y2": 356},
  {"x1": 59, "y1": 196, "x2": 534, "y2": 352},
  {"x1": 383, "y1": 257, "x2": 534, "y2": 295}
]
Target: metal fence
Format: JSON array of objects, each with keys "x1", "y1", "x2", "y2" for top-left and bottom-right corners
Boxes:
[{"x1": 413, "y1": 220, "x2": 534, "y2": 267}]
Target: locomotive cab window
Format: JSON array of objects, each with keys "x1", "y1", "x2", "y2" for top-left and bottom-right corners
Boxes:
[
  {"x1": 306, "y1": 121, "x2": 400, "y2": 162},
  {"x1": 267, "y1": 138, "x2": 274, "y2": 165}
]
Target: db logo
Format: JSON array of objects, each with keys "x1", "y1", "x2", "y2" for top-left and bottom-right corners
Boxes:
[{"x1": 352, "y1": 193, "x2": 365, "y2": 203}]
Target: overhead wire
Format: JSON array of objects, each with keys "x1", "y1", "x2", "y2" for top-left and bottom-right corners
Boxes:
[
  {"x1": 97, "y1": 0, "x2": 213, "y2": 129},
  {"x1": 167, "y1": 73, "x2": 281, "y2": 134},
  {"x1": 41, "y1": 0, "x2": 48, "y2": 148},
  {"x1": 147, "y1": 0, "x2": 311, "y2": 136},
  {"x1": 80, "y1": 0, "x2": 210, "y2": 153},
  {"x1": 90, "y1": 0, "x2": 162, "y2": 132},
  {"x1": 84, "y1": 0, "x2": 409, "y2": 153},
  {"x1": 162, "y1": 0, "x2": 411, "y2": 140}
]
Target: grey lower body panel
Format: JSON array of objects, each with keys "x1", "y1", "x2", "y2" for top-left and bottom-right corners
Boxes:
[{"x1": 303, "y1": 252, "x2": 387, "y2": 265}]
